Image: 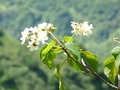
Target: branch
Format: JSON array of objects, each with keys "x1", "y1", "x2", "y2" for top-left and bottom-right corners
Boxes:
[
  {"x1": 63, "y1": 46, "x2": 118, "y2": 89},
  {"x1": 49, "y1": 32, "x2": 118, "y2": 89}
]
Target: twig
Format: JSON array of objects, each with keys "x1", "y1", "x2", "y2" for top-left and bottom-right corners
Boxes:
[{"x1": 49, "y1": 32, "x2": 118, "y2": 89}]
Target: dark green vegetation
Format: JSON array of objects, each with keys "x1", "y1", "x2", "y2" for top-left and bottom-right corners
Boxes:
[
  {"x1": 0, "y1": 31, "x2": 113, "y2": 90},
  {"x1": 0, "y1": 0, "x2": 120, "y2": 90}
]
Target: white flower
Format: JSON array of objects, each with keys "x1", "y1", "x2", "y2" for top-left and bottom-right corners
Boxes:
[
  {"x1": 37, "y1": 30, "x2": 48, "y2": 44},
  {"x1": 31, "y1": 34, "x2": 37, "y2": 40},
  {"x1": 29, "y1": 27, "x2": 39, "y2": 41},
  {"x1": 38, "y1": 22, "x2": 56, "y2": 31},
  {"x1": 27, "y1": 40, "x2": 39, "y2": 51},
  {"x1": 71, "y1": 22, "x2": 82, "y2": 35},
  {"x1": 20, "y1": 28, "x2": 31, "y2": 44},
  {"x1": 71, "y1": 22, "x2": 79, "y2": 30},
  {"x1": 30, "y1": 26, "x2": 38, "y2": 34},
  {"x1": 113, "y1": 37, "x2": 120, "y2": 44},
  {"x1": 80, "y1": 22, "x2": 93, "y2": 36},
  {"x1": 38, "y1": 22, "x2": 47, "y2": 30},
  {"x1": 71, "y1": 25, "x2": 82, "y2": 35},
  {"x1": 46, "y1": 23, "x2": 56, "y2": 31},
  {"x1": 47, "y1": 23, "x2": 53, "y2": 28},
  {"x1": 20, "y1": 22, "x2": 56, "y2": 51},
  {"x1": 71, "y1": 21, "x2": 93, "y2": 36}
]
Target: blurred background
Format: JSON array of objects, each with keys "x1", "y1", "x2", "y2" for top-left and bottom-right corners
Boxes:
[{"x1": 0, "y1": 0, "x2": 120, "y2": 90}]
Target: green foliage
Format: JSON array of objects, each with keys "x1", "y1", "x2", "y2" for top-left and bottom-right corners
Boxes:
[
  {"x1": 63, "y1": 36, "x2": 73, "y2": 42},
  {"x1": 65, "y1": 42, "x2": 81, "y2": 61},
  {"x1": 81, "y1": 51, "x2": 98, "y2": 71},
  {"x1": 40, "y1": 41, "x2": 62, "y2": 69},
  {"x1": 115, "y1": 54, "x2": 120, "y2": 73},
  {"x1": 104, "y1": 57, "x2": 117, "y2": 84},
  {"x1": 40, "y1": 41, "x2": 56, "y2": 60},
  {"x1": 54, "y1": 65, "x2": 66, "y2": 90},
  {"x1": 42, "y1": 49, "x2": 56, "y2": 69},
  {"x1": 0, "y1": 33, "x2": 58, "y2": 90},
  {"x1": 0, "y1": 30, "x2": 4, "y2": 37},
  {"x1": 111, "y1": 46, "x2": 120, "y2": 59},
  {"x1": 66, "y1": 57, "x2": 85, "y2": 72},
  {"x1": 0, "y1": 0, "x2": 120, "y2": 59},
  {"x1": 111, "y1": 46, "x2": 120, "y2": 73},
  {"x1": 0, "y1": 0, "x2": 120, "y2": 89},
  {"x1": 0, "y1": 29, "x2": 113, "y2": 90}
]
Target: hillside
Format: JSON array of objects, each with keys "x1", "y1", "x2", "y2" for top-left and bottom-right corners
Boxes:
[
  {"x1": 0, "y1": 0, "x2": 120, "y2": 59},
  {"x1": 0, "y1": 0, "x2": 120, "y2": 89},
  {"x1": 0, "y1": 30, "x2": 57, "y2": 90},
  {"x1": 0, "y1": 30, "x2": 114, "y2": 90}
]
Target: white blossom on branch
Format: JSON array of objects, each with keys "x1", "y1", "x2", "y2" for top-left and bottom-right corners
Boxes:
[
  {"x1": 71, "y1": 21, "x2": 93, "y2": 36},
  {"x1": 20, "y1": 22, "x2": 56, "y2": 51}
]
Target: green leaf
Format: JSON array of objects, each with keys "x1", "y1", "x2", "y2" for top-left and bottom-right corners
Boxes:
[
  {"x1": 42, "y1": 49, "x2": 56, "y2": 69},
  {"x1": 65, "y1": 42, "x2": 81, "y2": 61},
  {"x1": 40, "y1": 41, "x2": 56, "y2": 59},
  {"x1": 40, "y1": 41, "x2": 62, "y2": 69},
  {"x1": 81, "y1": 51, "x2": 98, "y2": 71},
  {"x1": 54, "y1": 65, "x2": 66, "y2": 90},
  {"x1": 111, "y1": 46, "x2": 120, "y2": 58},
  {"x1": 54, "y1": 65, "x2": 61, "y2": 80},
  {"x1": 115, "y1": 54, "x2": 120, "y2": 73},
  {"x1": 104, "y1": 57, "x2": 117, "y2": 84},
  {"x1": 111, "y1": 46, "x2": 120, "y2": 74},
  {"x1": 40, "y1": 45, "x2": 47, "y2": 60},
  {"x1": 66, "y1": 57, "x2": 85, "y2": 72},
  {"x1": 53, "y1": 48, "x2": 62, "y2": 54},
  {"x1": 63, "y1": 36, "x2": 73, "y2": 42},
  {"x1": 42, "y1": 48, "x2": 62, "y2": 69}
]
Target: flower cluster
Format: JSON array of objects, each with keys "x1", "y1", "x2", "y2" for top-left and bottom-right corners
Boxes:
[
  {"x1": 71, "y1": 21, "x2": 93, "y2": 36},
  {"x1": 20, "y1": 22, "x2": 56, "y2": 51},
  {"x1": 113, "y1": 37, "x2": 120, "y2": 44}
]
